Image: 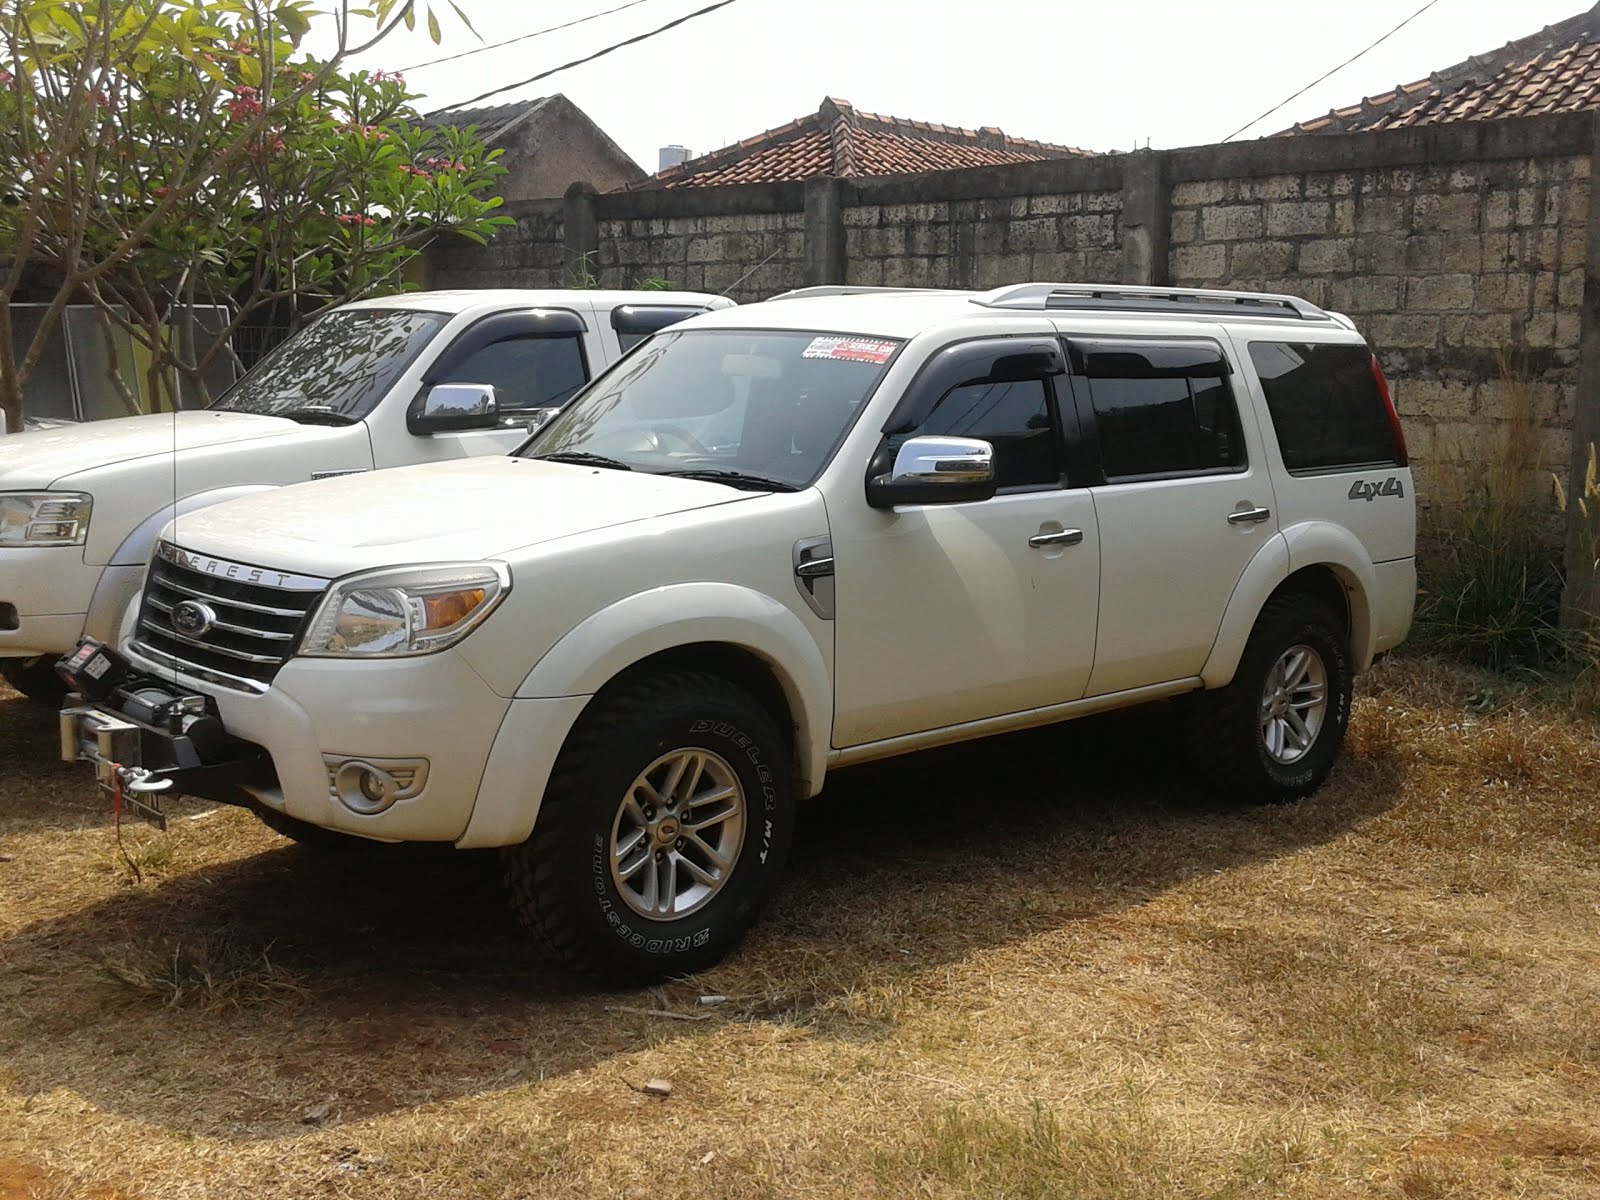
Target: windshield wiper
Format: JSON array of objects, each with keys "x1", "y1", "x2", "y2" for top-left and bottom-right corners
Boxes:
[
  {"x1": 657, "y1": 468, "x2": 798, "y2": 493},
  {"x1": 277, "y1": 406, "x2": 359, "y2": 426},
  {"x1": 531, "y1": 451, "x2": 633, "y2": 471}
]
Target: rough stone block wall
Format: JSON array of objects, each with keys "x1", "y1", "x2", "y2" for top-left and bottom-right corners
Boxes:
[
  {"x1": 596, "y1": 210, "x2": 806, "y2": 301},
  {"x1": 841, "y1": 192, "x2": 1122, "y2": 289},
  {"x1": 428, "y1": 204, "x2": 566, "y2": 289},
  {"x1": 1168, "y1": 157, "x2": 1588, "y2": 503}
]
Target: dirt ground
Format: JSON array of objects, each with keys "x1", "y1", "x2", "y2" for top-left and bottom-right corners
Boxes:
[{"x1": 1, "y1": 656, "x2": 1596, "y2": 1199}]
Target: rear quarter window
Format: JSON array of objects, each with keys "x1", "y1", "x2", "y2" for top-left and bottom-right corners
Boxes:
[{"x1": 1249, "y1": 341, "x2": 1403, "y2": 473}]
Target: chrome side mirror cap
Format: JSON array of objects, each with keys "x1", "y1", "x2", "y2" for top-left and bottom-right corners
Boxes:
[
  {"x1": 408, "y1": 383, "x2": 499, "y2": 434},
  {"x1": 866, "y1": 435, "x2": 998, "y2": 508}
]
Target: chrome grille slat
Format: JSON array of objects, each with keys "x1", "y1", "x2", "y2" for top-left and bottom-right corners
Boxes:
[
  {"x1": 146, "y1": 574, "x2": 310, "y2": 618},
  {"x1": 144, "y1": 594, "x2": 294, "y2": 640},
  {"x1": 134, "y1": 541, "x2": 329, "y2": 691}
]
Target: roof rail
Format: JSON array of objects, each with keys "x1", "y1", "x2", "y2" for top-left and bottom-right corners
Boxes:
[
  {"x1": 973, "y1": 282, "x2": 1331, "y2": 321},
  {"x1": 765, "y1": 285, "x2": 957, "y2": 302}
]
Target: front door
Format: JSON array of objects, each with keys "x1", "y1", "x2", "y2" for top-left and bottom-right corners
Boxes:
[
  {"x1": 831, "y1": 340, "x2": 1100, "y2": 747},
  {"x1": 385, "y1": 309, "x2": 598, "y2": 467}
]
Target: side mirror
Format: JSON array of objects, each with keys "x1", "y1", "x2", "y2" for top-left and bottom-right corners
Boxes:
[
  {"x1": 866, "y1": 436, "x2": 997, "y2": 508},
  {"x1": 408, "y1": 383, "x2": 499, "y2": 434}
]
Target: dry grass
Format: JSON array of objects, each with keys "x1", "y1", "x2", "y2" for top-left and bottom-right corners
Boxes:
[{"x1": 2, "y1": 658, "x2": 1598, "y2": 1199}]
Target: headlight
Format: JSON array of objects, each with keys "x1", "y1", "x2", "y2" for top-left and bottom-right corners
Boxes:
[
  {"x1": 300, "y1": 562, "x2": 511, "y2": 658},
  {"x1": 0, "y1": 492, "x2": 93, "y2": 547}
]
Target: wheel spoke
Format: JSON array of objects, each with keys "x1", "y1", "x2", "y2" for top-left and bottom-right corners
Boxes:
[
  {"x1": 677, "y1": 852, "x2": 719, "y2": 886},
  {"x1": 638, "y1": 853, "x2": 660, "y2": 909},
  {"x1": 684, "y1": 783, "x2": 738, "y2": 812},
  {"x1": 675, "y1": 754, "x2": 706, "y2": 807},
  {"x1": 657, "y1": 754, "x2": 692, "y2": 806},
  {"x1": 1285, "y1": 707, "x2": 1312, "y2": 748},
  {"x1": 623, "y1": 793, "x2": 651, "y2": 825},
  {"x1": 615, "y1": 827, "x2": 647, "y2": 859},
  {"x1": 654, "y1": 853, "x2": 678, "y2": 915},
  {"x1": 687, "y1": 831, "x2": 732, "y2": 872},
  {"x1": 683, "y1": 799, "x2": 737, "y2": 832}
]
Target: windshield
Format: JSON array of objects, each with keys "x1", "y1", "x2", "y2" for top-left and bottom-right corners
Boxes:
[
  {"x1": 210, "y1": 308, "x2": 447, "y2": 421},
  {"x1": 522, "y1": 329, "x2": 900, "y2": 489}
]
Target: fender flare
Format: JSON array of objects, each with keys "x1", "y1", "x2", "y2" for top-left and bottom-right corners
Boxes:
[
  {"x1": 1200, "y1": 523, "x2": 1378, "y2": 688},
  {"x1": 515, "y1": 581, "x2": 833, "y2": 797}
]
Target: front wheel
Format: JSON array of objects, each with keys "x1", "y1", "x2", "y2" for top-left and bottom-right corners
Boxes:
[
  {"x1": 1186, "y1": 595, "x2": 1353, "y2": 805},
  {"x1": 502, "y1": 670, "x2": 795, "y2": 985},
  {"x1": 0, "y1": 655, "x2": 68, "y2": 706}
]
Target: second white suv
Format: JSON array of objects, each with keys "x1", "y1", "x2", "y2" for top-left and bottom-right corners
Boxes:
[{"x1": 62, "y1": 283, "x2": 1416, "y2": 984}]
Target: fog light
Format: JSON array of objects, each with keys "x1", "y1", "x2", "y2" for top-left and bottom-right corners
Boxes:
[{"x1": 323, "y1": 755, "x2": 429, "y2": 815}]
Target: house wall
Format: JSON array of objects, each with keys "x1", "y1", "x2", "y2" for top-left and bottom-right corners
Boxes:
[{"x1": 427, "y1": 110, "x2": 1600, "y2": 606}]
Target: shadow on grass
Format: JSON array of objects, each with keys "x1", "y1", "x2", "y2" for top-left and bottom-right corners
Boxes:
[
  {"x1": 0, "y1": 690, "x2": 120, "y2": 833},
  {"x1": 0, "y1": 700, "x2": 1404, "y2": 1141}
]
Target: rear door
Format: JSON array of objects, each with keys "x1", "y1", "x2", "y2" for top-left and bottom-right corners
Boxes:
[
  {"x1": 1067, "y1": 334, "x2": 1279, "y2": 697},
  {"x1": 1233, "y1": 336, "x2": 1413, "y2": 565}
]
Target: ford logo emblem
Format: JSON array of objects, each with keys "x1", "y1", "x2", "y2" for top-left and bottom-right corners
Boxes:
[{"x1": 171, "y1": 599, "x2": 217, "y2": 638}]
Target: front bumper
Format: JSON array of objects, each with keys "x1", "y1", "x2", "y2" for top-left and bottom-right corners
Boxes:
[
  {"x1": 110, "y1": 639, "x2": 513, "y2": 843},
  {"x1": 0, "y1": 546, "x2": 100, "y2": 658}
]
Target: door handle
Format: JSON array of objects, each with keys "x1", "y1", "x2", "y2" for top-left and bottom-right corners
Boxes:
[
  {"x1": 1028, "y1": 528, "x2": 1084, "y2": 549},
  {"x1": 1227, "y1": 506, "x2": 1272, "y2": 525}
]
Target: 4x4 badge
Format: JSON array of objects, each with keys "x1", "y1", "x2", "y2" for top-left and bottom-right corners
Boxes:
[{"x1": 1349, "y1": 477, "x2": 1405, "y2": 501}]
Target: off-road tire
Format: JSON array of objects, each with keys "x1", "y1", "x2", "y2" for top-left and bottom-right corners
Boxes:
[
  {"x1": 0, "y1": 655, "x2": 68, "y2": 706},
  {"x1": 502, "y1": 670, "x2": 795, "y2": 986},
  {"x1": 1186, "y1": 594, "x2": 1352, "y2": 805}
]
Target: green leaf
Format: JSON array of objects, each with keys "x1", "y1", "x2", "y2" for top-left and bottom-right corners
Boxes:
[
  {"x1": 401, "y1": 4, "x2": 415, "y2": 31},
  {"x1": 426, "y1": 7, "x2": 441, "y2": 44},
  {"x1": 276, "y1": 6, "x2": 311, "y2": 44},
  {"x1": 236, "y1": 52, "x2": 262, "y2": 87},
  {"x1": 448, "y1": 0, "x2": 479, "y2": 39}
]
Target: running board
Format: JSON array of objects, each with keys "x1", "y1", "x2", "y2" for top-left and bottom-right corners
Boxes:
[{"x1": 827, "y1": 679, "x2": 1203, "y2": 769}]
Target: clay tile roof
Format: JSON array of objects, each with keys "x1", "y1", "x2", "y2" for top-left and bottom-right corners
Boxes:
[
  {"x1": 1280, "y1": 2, "x2": 1600, "y2": 135},
  {"x1": 624, "y1": 96, "x2": 1092, "y2": 190}
]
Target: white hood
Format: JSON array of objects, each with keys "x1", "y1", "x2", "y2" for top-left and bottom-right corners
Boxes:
[
  {"x1": 165, "y1": 457, "x2": 757, "y2": 577},
  {"x1": 0, "y1": 411, "x2": 305, "y2": 488}
]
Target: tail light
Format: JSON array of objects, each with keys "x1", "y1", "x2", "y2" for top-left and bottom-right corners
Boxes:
[{"x1": 1370, "y1": 353, "x2": 1408, "y2": 466}]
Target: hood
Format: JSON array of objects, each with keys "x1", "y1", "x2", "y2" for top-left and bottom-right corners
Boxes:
[
  {"x1": 166, "y1": 457, "x2": 757, "y2": 577},
  {"x1": 0, "y1": 411, "x2": 305, "y2": 488}
]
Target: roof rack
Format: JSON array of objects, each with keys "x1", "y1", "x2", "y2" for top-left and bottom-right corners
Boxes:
[
  {"x1": 765, "y1": 285, "x2": 957, "y2": 302},
  {"x1": 973, "y1": 282, "x2": 1330, "y2": 321}
]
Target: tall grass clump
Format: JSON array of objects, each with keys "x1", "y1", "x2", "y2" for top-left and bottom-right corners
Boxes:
[{"x1": 1414, "y1": 352, "x2": 1569, "y2": 672}]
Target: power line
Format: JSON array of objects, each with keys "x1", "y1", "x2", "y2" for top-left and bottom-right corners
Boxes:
[
  {"x1": 1220, "y1": 0, "x2": 1446, "y2": 143},
  {"x1": 399, "y1": 0, "x2": 662, "y2": 73},
  {"x1": 434, "y1": 0, "x2": 746, "y2": 114}
]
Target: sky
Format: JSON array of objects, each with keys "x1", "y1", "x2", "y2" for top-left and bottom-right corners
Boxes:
[{"x1": 314, "y1": 0, "x2": 1589, "y2": 172}]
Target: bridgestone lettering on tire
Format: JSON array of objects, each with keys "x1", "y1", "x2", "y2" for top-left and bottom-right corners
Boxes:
[
  {"x1": 502, "y1": 670, "x2": 795, "y2": 985},
  {"x1": 1186, "y1": 594, "x2": 1353, "y2": 805}
]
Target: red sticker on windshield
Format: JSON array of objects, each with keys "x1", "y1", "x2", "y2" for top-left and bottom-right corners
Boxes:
[{"x1": 801, "y1": 336, "x2": 897, "y2": 364}]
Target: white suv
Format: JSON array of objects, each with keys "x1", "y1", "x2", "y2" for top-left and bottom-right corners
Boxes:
[
  {"x1": 61, "y1": 283, "x2": 1415, "y2": 983},
  {"x1": 0, "y1": 288, "x2": 732, "y2": 701}
]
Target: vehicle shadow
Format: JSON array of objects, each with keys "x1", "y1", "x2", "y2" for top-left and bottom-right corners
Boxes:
[
  {"x1": 0, "y1": 701, "x2": 1403, "y2": 1141},
  {"x1": 0, "y1": 688, "x2": 118, "y2": 833}
]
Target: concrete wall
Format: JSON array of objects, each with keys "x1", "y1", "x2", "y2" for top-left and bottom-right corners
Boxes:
[{"x1": 427, "y1": 110, "x2": 1600, "y2": 608}]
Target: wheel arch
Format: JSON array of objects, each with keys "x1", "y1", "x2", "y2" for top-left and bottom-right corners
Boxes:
[
  {"x1": 1201, "y1": 523, "x2": 1379, "y2": 688},
  {"x1": 460, "y1": 588, "x2": 831, "y2": 852}
]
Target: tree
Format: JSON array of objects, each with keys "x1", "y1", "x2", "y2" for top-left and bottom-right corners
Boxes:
[{"x1": 0, "y1": 0, "x2": 511, "y2": 430}]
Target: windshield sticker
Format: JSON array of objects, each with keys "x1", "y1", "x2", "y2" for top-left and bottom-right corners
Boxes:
[{"x1": 801, "y1": 336, "x2": 897, "y2": 364}]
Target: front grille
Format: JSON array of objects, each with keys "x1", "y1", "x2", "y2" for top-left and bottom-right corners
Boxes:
[{"x1": 132, "y1": 542, "x2": 330, "y2": 692}]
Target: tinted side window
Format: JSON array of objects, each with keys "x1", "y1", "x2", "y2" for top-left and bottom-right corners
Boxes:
[
  {"x1": 1078, "y1": 342, "x2": 1244, "y2": 480},
  {"x1": 896, "y1": 379, "x2": 1057, "y2": 488},
  {"x1": 1250, "y1": 342, "x2": 1401, "y2": 472},
  {"x1": 445, "y1": 335, "x2": 588, "y2": 411},
  {"x1": 612, "y1": 305, "x2": 709, "y2": 352}
]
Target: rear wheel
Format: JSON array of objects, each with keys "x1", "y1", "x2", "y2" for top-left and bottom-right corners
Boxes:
[
  {"x1": 0, "y1": 655, "x2": 68, "y2": 706},
  {"x1": 503, "y1": 670, "x2": 795, "y2": 985},
  {"x1": 1186, "y1": 595, "x2": 1352, "y2": 804}
]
